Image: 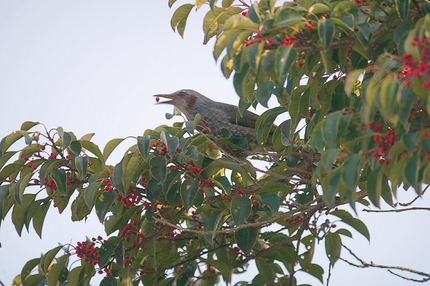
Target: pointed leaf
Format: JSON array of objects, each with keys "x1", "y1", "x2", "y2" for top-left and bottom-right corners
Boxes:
[
  {"x1": 180, "y1": 179, "x2": 200, "y2": 210},
  {"x1": 325, "y1": 232, "x2": 341, "y2": 265},
  {"x1": 275, "y1": 46, "x2": 297, "y2": 85},
  {"x1": 40, "y1": 245, "x2": 63, "y2": 274},
  {"x1": 75, "y1": 156, "x2": 88, "y2": 180},
  {"x1": 341, "y1": 154, "x2": 360, "y2": 190},
  {"x1": 318, "y1": 18, "x2": 335, "y2": 50},
  {"x1": 51, "y1": 169, "x2": 67, "y2": 195},
  {"x1": 235, "y1": 227, "x2": 257, "y2": 255},
  {"x1": 231, "y1": 196, "x2": 251, "y2": 226},
  {"x1": 261, "y1": 193, "x2": 280, "y2": 212},
  {"x1": 103, "y1": 138, "x2": 125, "y2": 162},
  {"x1": 137, "y1": 135, "x2": 151, "y2": 162},
  {"x1": 273, "y1": 8, "x2": 303, "y2": 27},
  {"x1": 150, "y1": 156, "x2": 167, "y2": 183},
  {"x1": 171, "y1": 4, "x2": 194, "y2": 37}
]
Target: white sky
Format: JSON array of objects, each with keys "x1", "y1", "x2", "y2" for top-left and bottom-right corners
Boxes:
[{"x1": 0, "y1": 1, "x2": 429, "y2": 286}]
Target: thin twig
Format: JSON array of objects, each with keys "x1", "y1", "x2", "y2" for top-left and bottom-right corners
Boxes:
[
  {"x1": 338, "y1": 244, "x2": 430, "y2": 282},
  {"x1": 363, "y1": 207, "x2": 430, "y2": 213}
]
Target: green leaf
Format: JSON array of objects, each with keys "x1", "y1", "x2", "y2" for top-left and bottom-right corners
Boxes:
[
  {"x1": 32, "y1": 200, "x2": 50, "y2": 238},
  {"x1": 51, "y1": 169, "x2": 67, "y2": 195},
  {"x1": 231, "y1": 196, "x2": 251, "y2": 226},
  {"x1": 147, "y1": 178, "x2": 162, "y2": 203},
  {"x1": 40, "y1": 245, "x2": 63, "y2": 274},
  {"x1": 0, "y1": 184, "x2": 10, "y2": 224},
  {"x1": 299, "y1": 263, "x2": 324, "y2": 283},
  {"x1": 203, "y1": 7, "x2": 242, "y2": 44},
  {"x1": 21, "y1": 258, "x2": 41, "y2": 281},
  {"x1": 204, "y1": 211, "x2": 226, "y2": 245},
  {"x1": 75, "y1": 156, "x2": 88, "y2": 180},
  {"x1": 261, "y1": 193, "x2": 280, "y2": 212},
  {"x1": 330, "y1": 210, "x2": 370, "y2": 241},
  {"x1": 100, "y1": 276, "x2": 117, "y2": 286},
  {"x1": 345, "y1": 69, "x2": 364, "y2": 97},
  {"x1": 333, "y1": 1, "x2": 358, "y2": 17},
  {"x1": 322, "y1": 170, "x2": 341, "y2": 206},
  {"x1": 247, "y1": 41, "x2": 264, "y2": 72},
  {"x1": 405, "y1": 153, "x2": 421, "y2": 194},
  {"x1": 255, "y1": 107, "x2": 288, "y2": 146},
  {"x1": 395, "y1": 0, "x2": 410, "y2": 22},
  {"x1": 15, "y1": 172, "x2": 33, "y2": 206},
  {"x1": 57, "y1": 127, "x2": 72, "y2": 149},
  {"x1": 67, "y1": 266, "x2": 84, "y2": 286},
  {"x1": 47, "y1": 255, "x2": 68, "y2": 286},
  {"x1": 340, "y1": 217, "x2": 370, "y2": 241},
  {"x1": 322, "y1": 111, "x2": 342, "y2": 148},
  {"x1": 223, "y1": 14, "x2": 259, "y2": 30},
  {"x1": 150, "y1": 156, "x2": 167, "y2": 183},
  {"x1": 171, "y1": 4, "x2": 194, "y2": 38},
  {"x1": 322, "y1": 148, "x2": 340, "y2": 171},
  {"x1": 168, "y1": 0, "x2": 177, "y2": 7},
  {"x1": 325, "y1": 232, "x2": 341, "y2": 265},
  {"x1": 275, "y1": 46, "x2": 297, "y2": 85},
  {"x1": 367, "y1": 167, "x2": 382, "y2": 207},
  {"x1": 309, "y1": 3, "x2": 330, "y2": 15},
  {"x1": 81, "y1": 140, "x2": 103, "y2": 159},
  {"x1": 256, "y1": 81, "x2": 275, "y2": 108},
  {"x1": 23, "y1": 274, "x2": 45, "y2": 286},
  {"x1": 235, "y1": 227, "x2": 257, "y2": 255},
  {"x1": 160, "y1": 131, "x2": 179, "y2": 157},
  {"x1": 21, "y1": 121, "x2": 40, "y2": 131},
  {"x1": 214, "y1": 176, "x2": 231, "y2": 195},
  {"x1": 180, "y1": 179, "x2": 200, "y2": 210},
  {"x1": 402, "y1": 133, "x2": 420, "y2": 153},
  {"x1": 137, "y1": 135, "x2": 151, "y2": 162},
  {"x1": 70, "y1": 141, "x2": 82, "y2": 155},
  {"x1": 95, "y1": 191, "x2": 116, "y2": 223},
  {"x1": 38, "y1": 159, "x2": 60, "y2": 187},
  {"x1": 341, "y1": 154, "x2": 360, "y2": 190},
  {"x1": 103, "y1": 138, "x2": 124, "y2": 162},
  {"x1": 273, "y1": 8, "x2": 303, "y2": 27},
  {"x1": 84, "y1": 181, "x2": 102, "y2": 207},
  {"x1": 112, "y1": 159, "x2": 125, "y2": 194},
  {"x1": 318, "y1": 18, "x2": 335, "y2": 50}
]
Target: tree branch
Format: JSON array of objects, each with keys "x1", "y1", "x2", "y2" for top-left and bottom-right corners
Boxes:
[
  {"x1": 363, "y1": 207, "x2": 430, "y2": 213},
  {"x1": 338, "y1": 244, "x2": 430, "y2": 283}
]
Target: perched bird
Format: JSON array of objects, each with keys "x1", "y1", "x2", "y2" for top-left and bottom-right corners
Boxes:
[{"x1": 154, "y1": 89, "x2": 276, "y2": 153}]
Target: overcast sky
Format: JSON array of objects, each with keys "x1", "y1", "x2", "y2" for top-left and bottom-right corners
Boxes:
[{"x1": 0, "y1": 1, "x2": 429, "y2": 286}]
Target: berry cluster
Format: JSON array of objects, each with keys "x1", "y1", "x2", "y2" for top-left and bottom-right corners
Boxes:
[
  {"x1": 400, "y1": 37, "x2": 430, "y2": 89},
  {"x1": 284, "y1": 215, "x2": 304, "y2": 224},
  {"x1": 368, "y1": 122, "x2": 397, "y2": 164},
  {"x1": 72, "y1": 237, "x2": 104, "y2": 265},
  {"x1": 120, "y1": 220, "x2": 146, "y2": 250}
]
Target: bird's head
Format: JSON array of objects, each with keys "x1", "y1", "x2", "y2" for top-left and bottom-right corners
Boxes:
[{"x1": 153, "y1": 89, "x2": 210, "y2": 119}]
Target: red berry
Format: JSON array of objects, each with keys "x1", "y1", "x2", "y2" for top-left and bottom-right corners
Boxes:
[
  {"x1": 226, "y1": 197, "x2": 232, "y2": 202},
  {"x1": 307, "y1": 24, "x2": 313, "y2": 29},
  {"x1": 155, "y1": 96, "x2": 160, "y2": 102}
]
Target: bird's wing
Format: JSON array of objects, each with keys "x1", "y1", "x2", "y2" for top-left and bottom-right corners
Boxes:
[{"x1": 220, "y1": 103, "x2": 276, "y2": 132}]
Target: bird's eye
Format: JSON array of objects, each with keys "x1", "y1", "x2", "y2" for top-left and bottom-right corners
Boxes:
[{"x1": 178, "y1": 92, "x2": 186, "y2": 97}]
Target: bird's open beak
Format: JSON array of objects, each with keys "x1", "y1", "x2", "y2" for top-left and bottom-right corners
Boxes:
[{"x1": 153, "y1": 94, "x2": 175, "y2": 104}]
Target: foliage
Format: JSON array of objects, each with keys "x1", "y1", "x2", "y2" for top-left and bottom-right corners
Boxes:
[{"x1": 2, "y1": 0, "x2": 430, "y2": 285}]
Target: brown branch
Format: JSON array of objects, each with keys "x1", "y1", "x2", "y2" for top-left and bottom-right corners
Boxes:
[
  {"x1": 363, "y1": 207, "x2": 430, "y2": 213},
  {"x1": 399, "y1": 185, "x2": 429, "y2": 207},
  {"x1": 338, "y1": 244, "x2": 430, "y2": 283}
]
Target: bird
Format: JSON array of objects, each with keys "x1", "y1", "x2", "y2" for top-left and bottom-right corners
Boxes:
[{"x1": 153, "y1": 89, "x2": 276, "y2": 153}]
